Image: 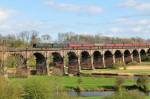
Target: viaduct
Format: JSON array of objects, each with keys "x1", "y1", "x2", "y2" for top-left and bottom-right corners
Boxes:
[{"x1": 1, "y1": 45, "x2": 150, "y2": 75}]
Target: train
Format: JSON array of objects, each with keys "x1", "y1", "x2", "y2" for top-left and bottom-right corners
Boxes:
[{"x1": 33, "y1": 43, "x2": 150, "y2": 49}]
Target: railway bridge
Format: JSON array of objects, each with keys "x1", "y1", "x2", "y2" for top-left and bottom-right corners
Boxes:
[{"x1": 1, "y1": 45, "x2": 150, "y2": 75}]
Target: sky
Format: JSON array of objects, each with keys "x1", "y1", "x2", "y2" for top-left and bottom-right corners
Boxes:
[{"x1": 0, "y1": 0, "x2": 150, "y2": 39}]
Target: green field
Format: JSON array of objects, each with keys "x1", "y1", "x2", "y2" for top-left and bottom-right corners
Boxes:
[{"x1": 10, "y1": 75, "x2": 149, "y2": 90}]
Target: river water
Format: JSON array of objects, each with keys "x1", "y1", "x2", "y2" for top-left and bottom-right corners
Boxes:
[{"x1": 69, "y1": 90, "x2": 114, "y2": 97}]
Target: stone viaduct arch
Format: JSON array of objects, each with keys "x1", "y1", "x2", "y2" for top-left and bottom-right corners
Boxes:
[
  {"x1": 93, "y1": 51, "x2": 103, "y2": 69},
  {"x1": 2, "y1": 47, "x2": 150, "y2": 75}
]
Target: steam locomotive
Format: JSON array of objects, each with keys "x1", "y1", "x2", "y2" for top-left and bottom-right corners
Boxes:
[{"x1": 33, "y1": 43, "x2": 150, "y2": 49}]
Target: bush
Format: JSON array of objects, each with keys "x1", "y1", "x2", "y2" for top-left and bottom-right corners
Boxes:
[
  {"x1": 128, "y1": 61, "x2": 138, "y2": 66},
  {"x1": 112, "y1": 61, "x2": 126, "y2": 69},
  {"x1": 115, "y1": 77, "x2": 125, "y2": 91},
  {"x1": 23, "y1": 77, "x2": 52, "y2": 99},
  {"x1": 22, "y1": 76, "x2": 75, "y2": 99},
  {"x1": 136, "y1": 76, "x2": 149, "y2": 92},
  {"x1": 0, "y1": 76, "x2": 23, "y2": 99}
]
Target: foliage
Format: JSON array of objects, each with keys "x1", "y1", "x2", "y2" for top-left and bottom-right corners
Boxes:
[
  {"x1": 23, "y1": 77, "x2": 53, "y2": 99},
  {"x1": 136, "y1": 76, "x2": 149, "y2": 92},
  {"x1": 112, "y1": 61, "x2": 126, "y2": 70},
  {"x1": 27, "y1": 56, "x2": 36, "y2": 68},
  {"x1": 115, "y1": 77, "x2": 125, "y2": 91},
  {"x1": 6, "y1": 55, "x2": 21, "y2": 68},
  {"x1": 127, "y1": 61, "x2": 138, "y2": 66},
  {"x1": 22, "y1": 77, "x2": 78, "y2": 99},
  {"x1": 0, "y1": 76, "x2": 23, "y2": 99}
]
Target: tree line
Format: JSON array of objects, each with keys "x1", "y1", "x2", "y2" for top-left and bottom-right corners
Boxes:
[{"x1": 0, "y1": 31, "x2": 150, "y2": 48}]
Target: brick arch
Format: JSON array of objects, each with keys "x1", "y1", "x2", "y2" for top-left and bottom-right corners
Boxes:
[
  {"x1": 132, "y1": 49, "x2": 140, "y2": 62},
  {"x1": 33, "y1": 52, "x2": 47, "y2": 75},
  {"x1": 67, "y1": 51, "x2": 79, "y2": 75},
  {"x1": 93, "y1": 51, "x2": 103, "y2": 69},
  {"x1": 114, "y1": 50, "x2": 123, "y2": 63},
  {"x1": 124, "y1": 50, "x2": 132, "y2": 64},
  {"x1": 147, "y1": 48, "x2": 150, "y2": 56},
  {"x1": 140, "y1": 49, "x2": 147, "y2": 61},
  {"x1": 80, "y1": 51, "x2": 92, "y2": 70},
  {"x1": 51, "y1": 52, "x2": 63, "y2": 68},
  {"x1": 6, "y1": 53, "x2": 26, "y2": 68},
  {"x1": 104, "y1": 50, "x2": 113, "y2": 68}
]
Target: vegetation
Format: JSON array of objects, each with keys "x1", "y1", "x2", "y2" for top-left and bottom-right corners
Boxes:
[
  {"x1": 127, "y1": 61, "x2": 139, "y2": 66},
  {"x1": 0, "y1": 76, "x2": 23, "y2": 99},
  {"x1": 136, "y1": 76, "x2": 149, "y2": 93}
]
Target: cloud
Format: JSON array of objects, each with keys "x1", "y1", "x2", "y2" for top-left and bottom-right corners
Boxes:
[
  {"x1": 119, "y1": 0, "x2": 150, "y2": 10},
  {"x1": 0, "y1": 9, "x2": 13, "y2": 22},
  {"x1": 108, "y1": 18, "x2": 150, "y2": 38},
  {"x1": 46, "y1": 1, "x2": 103, "y2": 15}
]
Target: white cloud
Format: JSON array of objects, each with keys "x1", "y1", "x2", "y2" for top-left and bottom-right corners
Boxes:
[
  {"x1": 0, "y1": 9, "x2": 12, "y2": 22},
  {"x1": 119, "y1": 0, "x2": 150, "y2": 10},
  {"x1": 46, "y1": 1, "x2": 103, "y2": 15}
]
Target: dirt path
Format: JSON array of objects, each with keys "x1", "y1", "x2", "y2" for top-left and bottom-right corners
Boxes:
[{"x1": 126, "y1": 66, "x2": 150, "y2": 70}]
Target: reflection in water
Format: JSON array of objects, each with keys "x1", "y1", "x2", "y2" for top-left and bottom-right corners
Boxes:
[{"x1": 69, "y1": 91, "x2": 114, "y2": 97}]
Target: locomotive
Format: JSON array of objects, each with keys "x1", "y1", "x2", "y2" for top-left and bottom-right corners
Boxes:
[{"x1": 33, "y1": 43, "x2": 150, "y2": 49}]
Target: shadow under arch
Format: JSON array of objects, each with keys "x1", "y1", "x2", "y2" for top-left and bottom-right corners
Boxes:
[
  {"x1": 93, "y1": 51, "x2": 103, "y2": 69},
  {"x1": 124, "y1": 50, "x2": 132, "y2": 64},
  {"x1": 51, "y1": 52, "x2": 63, "y2": 68},
  {"x1": 114, "y1": 50, "x2": 123, "y2": 63},
  {"x1": 34, "y1": 52, "x2": 47, "y2": 75},
  {"x1": 132, "y1": 49, "x2": 140, "y2": 62},
  {"x1": 81, "y1": 51, "x2": 92, "y2": 70},
  {"x1": 140, "y1": 49, "x2": 146, "y2": 61},
  {"x1": 67, "y1": 52, "x2": 79, "y2": 75},
  {"x1": 104, "y1": 51, "x2": 113, "y2": 68}
]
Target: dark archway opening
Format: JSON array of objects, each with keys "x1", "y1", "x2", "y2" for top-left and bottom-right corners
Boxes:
[
  {"x1": 68, "y1": 52, "x2": 79, "y2": 75},
  {"x1": 124, "y1": 50, "x2": 132, "y2": 64},
  {"x1": 132, "y1": 50, "x2": 140, "y2": 62},
  {"x1": 93, "y1": 51, "x2": 103, "y2": 69},
  {"x1": 104, "y1": 51, "x2": 113, "y2": 68},
  {"x1": 115, "y1": 50, "x2": 123, "y2": 64},
  {"x1": 145, "y1": 49, "x2": 150, "y2": 61},
  {"x1": 34, "y1": 53, "x2": 47, "y2": 75},
  {"x1": 81, "y1": 51, "x2": 92, "y2": 70},
  {"x1": 52, "y1": 52, "x2": 63, "y2": 68},
  {"x1": 140, "y1": 49, "x2": 146, "y2": 61}
]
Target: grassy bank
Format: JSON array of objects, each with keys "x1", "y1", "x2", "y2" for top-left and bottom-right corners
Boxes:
[{"x1": 10, "y1": 76, "x2": 147, "y2": 91}]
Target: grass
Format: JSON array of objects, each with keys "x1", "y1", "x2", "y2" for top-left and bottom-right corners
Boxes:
[
  {"x1": 81, "y1": 69, "x2": 150, "y2": 75},
  {"x1": 10, "y1": 76, "x2": 138, "y2": 91},
  {"x1": 81, "y1": 62, "x2": 150, "y2": 75}
]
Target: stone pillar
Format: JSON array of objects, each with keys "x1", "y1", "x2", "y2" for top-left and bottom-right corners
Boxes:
[
  {"x1": 138, "y1": 53, "x2": 142, "y2": 63},
  {"x1": 78, "y1": 55, "x2": 81, "y2": 71},
  {"x1": 102, "y1": 55, "x2": 106, "y2": 68},
  {"x1": 91, "y1": 55, "x2": 95, "y2": 70},
  {"x1": 113, "y1": 55, "x2": 116, "y2": 64},
  {"x1": 122, "y1": 53, "x2": 125, "y2": 64},
  {"x1": 131, "y1": 54, "x2": 134, "y2": 62},
  {"x1": 46, "y1": 57, "x2": 50, "y2": 75},
  {"x1": 63, "y1": 55, "x2": 68, "y2": 75}
]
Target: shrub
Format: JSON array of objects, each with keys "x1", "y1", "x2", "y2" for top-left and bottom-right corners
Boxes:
[
  {"x1": 136, "y1": 76, "x2": 149, "y2": 92},
  {"x1": 22, "y1": 76, "x2": 75, "y2": 99},
  {"x1": 112, "y1": 61, "x2": 126, "y2": 69},
  {"x1": 127, "y1": 61, "x2": 138, "y2": 66},
  {"x1": 23, "y1": 77, "x2": 52, "y2": 99},
  {"x1": 115, "y1": 77, "x2": 125, "y2": 91},
  {"x1": 0, "y1": 76, "x2": 23, "y2": 99}
]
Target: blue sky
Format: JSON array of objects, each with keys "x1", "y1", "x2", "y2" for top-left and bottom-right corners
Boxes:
[{"x1": 0, "y1": 0, "x2": 150, "y2": 39}]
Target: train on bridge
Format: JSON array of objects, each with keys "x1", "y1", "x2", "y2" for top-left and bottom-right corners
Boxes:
[{"x1": 33, "y1": 43, "x2": 150, "y2": 49}]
